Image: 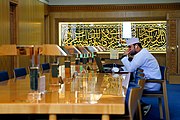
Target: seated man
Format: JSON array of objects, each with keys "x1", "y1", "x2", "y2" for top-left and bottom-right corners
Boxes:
[{"x1": 120, "y1": 38, "x2": 161, "y2": 116}]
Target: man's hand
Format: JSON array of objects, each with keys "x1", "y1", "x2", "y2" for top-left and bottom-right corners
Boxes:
[{"x1": 123, "y1": 49, "x2": 130, "y2": 55}]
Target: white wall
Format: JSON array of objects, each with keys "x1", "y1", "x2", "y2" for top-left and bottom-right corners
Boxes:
[{"x1": 48, "y1": 0, "x2": 180, "y2": 5}]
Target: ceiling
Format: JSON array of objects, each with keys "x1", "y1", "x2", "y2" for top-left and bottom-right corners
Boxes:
[{"x1": 39, "y1": 0, "x2": 180, "y2": 5}]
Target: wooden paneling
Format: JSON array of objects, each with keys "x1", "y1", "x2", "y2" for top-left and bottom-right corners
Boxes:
[
  {"x1": 169, "y1": 75, "x2": 180, "y2": 84},
  {"x1": 152, "y1": 53, "x2": 166, "y2": 66},
  {"x1": 49, "y1": 3, "x2": 180, "y2": 12},
  {"x1": 0, "y1": 0, "x2": 45, "y2": 77},
  {"x1": 17, "y1": 0, "x2": 44, "y2": 45},
  {"x1": 167, "y1": 12, "x2": 180, "y2": 84},
  {"x1": 0, "y1": 0, "x2": 10, "y2": 44},
  {"x1": 0, "y1": 0, "x2": 12, "y2": 75},
  {"x1": 50, "y1": 11, "x2": 168, "y2": 20},
  {"x1": 16, "y1": 0, "x2": 45, "y2": 68},
  {"x1": 44, "y1": 4, "x2": 49, "y2": 15},
  {"x1": 167, "y1": 19, "x2": 177, "y2": 74}
]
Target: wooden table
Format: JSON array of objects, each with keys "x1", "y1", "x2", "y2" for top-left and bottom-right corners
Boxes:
[{"x1": 0, "y1": 65, "x2": 128, "y2": 120}]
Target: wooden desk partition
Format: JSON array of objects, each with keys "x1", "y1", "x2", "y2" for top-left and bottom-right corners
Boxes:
[{"x1": 0, "y1": 65, "x2": 128, "y2": 120}]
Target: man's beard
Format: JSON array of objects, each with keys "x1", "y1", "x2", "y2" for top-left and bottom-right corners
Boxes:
[{"x1": 130, "y1": 50, "x2": 137, "y2": 56}]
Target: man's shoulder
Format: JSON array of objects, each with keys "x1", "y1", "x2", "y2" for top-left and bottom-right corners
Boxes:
[
  {"x1": 142, "y1": 48, "x2": 149, "y2": 52},
  {"x1": 136, "y1": 48, "x2": 149, "y2": 55}
]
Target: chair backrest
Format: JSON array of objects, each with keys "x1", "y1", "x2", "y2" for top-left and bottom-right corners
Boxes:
[
  {"x1": 41, "y1": 63, "x2": 50, "y2": 73},
  {"x1": 126, "y1": 79, "x2": 145, "y2": 120},
  {"x1": 159, "y1": 66, "x2": 166, "y2": 80},
  {"x1": 94, "y1": 56, "x2": 104, "y2": 73},
  {"x1": 14, "y1": 67, "x2": 27, "y2": 78},
  {"x1": 135, "y1": 66, "x2": 165, "y2": 81},
  {"x1": 135, "y1": 68, "x2": 145, "y2": 84},
  {"x1": 128, "y1": 86, "x2": 143, "y2": 120},
  {"x1": 0, "y1": 71, "x2": 9, "y2": 81},
  {"x1": 142, "y1": 66, "x2": 169, "y2": 120}
]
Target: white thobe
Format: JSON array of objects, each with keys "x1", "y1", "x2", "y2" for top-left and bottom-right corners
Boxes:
[{"x1": 121, "y1": 48, "x2": 161, "y2": 91}]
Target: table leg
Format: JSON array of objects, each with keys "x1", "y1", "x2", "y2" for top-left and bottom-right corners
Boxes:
[
  {"x1": 102, "y1": 114, "x2": 110, "y2": 120},
  {"x1": 49, "y1": 114, "x2": 57, "y2": 120}
]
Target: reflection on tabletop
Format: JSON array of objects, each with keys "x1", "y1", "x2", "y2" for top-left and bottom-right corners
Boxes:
[{"x1": 0, "y1": 69, "x2": 129, "y2": 105}]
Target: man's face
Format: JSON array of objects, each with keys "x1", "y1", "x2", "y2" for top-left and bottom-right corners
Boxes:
[{"x1": 128, "y1": 44, "x2": 137, "y2": 55}]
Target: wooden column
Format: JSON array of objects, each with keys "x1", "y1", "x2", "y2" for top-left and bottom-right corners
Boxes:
[
  {"x1": 167, "y1": 11, "x2": 180, "y2": 84},
  {"x1": 167, "y1": 18, "x2": 177, "y2": 74}
]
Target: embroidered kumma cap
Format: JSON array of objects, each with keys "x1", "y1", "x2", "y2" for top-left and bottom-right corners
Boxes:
[{"x1": 126, "y1": 38, "x2": 140, "y2": 46}]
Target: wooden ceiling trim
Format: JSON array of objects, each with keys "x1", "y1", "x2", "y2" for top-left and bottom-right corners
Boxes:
[
  {"x1": 48, "y1": 3, "x2": 180, "y2": 12},
  {"x1": 55, "y1": 17, "x2": 166, "y2": 22}
]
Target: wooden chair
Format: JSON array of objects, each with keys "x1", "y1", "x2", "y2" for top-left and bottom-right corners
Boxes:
[
  {"x1": 13, "y1": 67, "x2": 27, "y2": 79},
  {"x1": 41, "y1": 63, "x2": 50, "y2": 73},
  {"x1": 112, "y1": 79, "x2": 145, "y2": 120},
  {"x1": 128, "y1": 87, "x2": 143, "y2": 120},
  {"x1": 129, "y1": 79, "x2": 146, "y2": 120},
  {"x1": 142, "y1": 66, "x2": 170, "y2": 120},
  {"x1": 0, "y1": 71, "x2": 9, "y2": 82}
]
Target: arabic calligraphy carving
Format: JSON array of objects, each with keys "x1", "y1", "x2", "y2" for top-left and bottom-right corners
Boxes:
[{"x1": 60, "y1": 22, "x2": 166, "y2": 52}]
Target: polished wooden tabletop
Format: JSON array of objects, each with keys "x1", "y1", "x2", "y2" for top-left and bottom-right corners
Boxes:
[{"x1": 0, "y1": 65, "x2": 129, "y2": 120}]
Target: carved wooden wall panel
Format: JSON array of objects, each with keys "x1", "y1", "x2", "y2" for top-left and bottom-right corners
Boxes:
[
  {"x1": 49, "y1": 3, "x2": 180, "y2": 12},
  {"x1": 167, "y1": 19, "x2": 177, "y2": 74}
]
